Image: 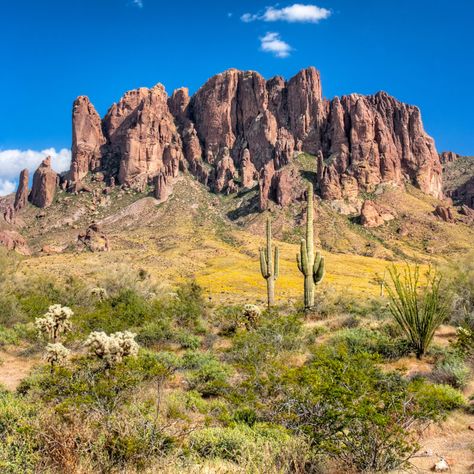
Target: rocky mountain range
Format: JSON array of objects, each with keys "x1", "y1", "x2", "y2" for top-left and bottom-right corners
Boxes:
[{"x1": 16, "y1": 66, "x2": 448, "y2": 213}]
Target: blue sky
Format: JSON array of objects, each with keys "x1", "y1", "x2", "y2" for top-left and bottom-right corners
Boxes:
[{"x1": 0, "y1": 0, "x2": 473, "y2": 194}]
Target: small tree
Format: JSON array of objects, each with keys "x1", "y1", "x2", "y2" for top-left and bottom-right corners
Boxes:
[{"x1": 387, "y1": 265, "x2": 448, "y2": 359}]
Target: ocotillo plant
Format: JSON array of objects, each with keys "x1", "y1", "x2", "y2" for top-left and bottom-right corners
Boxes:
[
  {"x1": 259, "y1": 217, "x2": 279, "y2": 308},
  {"x1": 297, "y1": 183, "x2": 325, "y2": 309}
]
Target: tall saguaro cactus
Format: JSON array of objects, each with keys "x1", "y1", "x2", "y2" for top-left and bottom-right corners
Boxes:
[
  {"x1": 260, "y1": 217, "x2": 279, "y2": 308},
  {"x1": 297, "y1": 183, "x2": 325, "y2": 309}
]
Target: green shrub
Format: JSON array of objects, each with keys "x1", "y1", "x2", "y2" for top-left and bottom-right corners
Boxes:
[
  {"x1": 409, "y1": 380, "x2": 466, "y2": 413},
  {"x1": 136, "y1": 319, "x2": 173, "y2": 347},
  {"x1": 186, "y1": 359, "x2": 230, "y2": 397},
  {"x1": 431, "y1": 351, "x2": 470, "y2": 389},
  {"x1": 189, "y1": 423, "x2": 291, "y2": 463},
  {"x1": 19, "y1": 351, "x2": 170, "y2": 415},
  {"x1": 330, "y1": 327, "x2": 412, "y2": 360},
  {"x1": 229, "y1": 313, "x2": 303, "y2": 371},
  {"x1": 454, "y1": 326, "x2": 474, "y2": 355},
  {"x1": 174, "y1": 331, "x2": 200, "y2": 350},
  {"x1": 212, "y1": 305, "x2": 244, "y2": 335},
  {"x1": 169, "y1": 281, "x2": 208, "y2": 330},
  {"x1": 269, "y1": 345, "x2": 457, "y2": 473},
  {"x1": 182, "y1": 351, "x2": 217, "y2": 369},
  {"x1": 190, "y1": 426, "x2": 249, "y2": 461},
  {"x1": 0, "y1": 390, "x2": 39, "y2": 473}
]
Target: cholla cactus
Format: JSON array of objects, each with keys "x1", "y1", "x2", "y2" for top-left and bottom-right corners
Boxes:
[
  {"x1": 45, "y1": 343, "x2": 70, "y2": 368},
  {"x1": 242, "y1": 304, "x2": 261, "y2": 330},
  {"x1": 90, "y1": 287, "x2": 108, "y2": 301},
  {"x1": 84, "y1": 330, "x2": 139, "y2": 367},
  {"x1": 35, "y1": 304, "x2": 73, "y2": 342}
]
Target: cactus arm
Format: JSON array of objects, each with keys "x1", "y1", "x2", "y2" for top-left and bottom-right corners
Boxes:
[
  {"x1": 296, "y1": 253, "x2": 303, "y2": 273},
  {"x1": 274, "y1": 247, "x2": 279, "y2": 280},
  {"x1": 259, "y1": 248, "x2": 269, "y2": 279},
  {"x1": 313, "y1": 252, "x2": 325, "y2": 285},
  {"x1": 300, "y1": 239, "x2": 309, "y2": 275}
]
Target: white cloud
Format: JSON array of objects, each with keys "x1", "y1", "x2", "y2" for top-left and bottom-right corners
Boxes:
[
  {"x1": 0, "y1": 148, "x2": 72, "y2": 196},
  {"x1": 260, "y1": 32, "x2": 292, "y2": 58},
  {"x1": 242, "y1": 3, "x2": 331, "y2": 23},
  {"x1": 0, "y1": 179, "x2": 16, "y2": 197},
  {"x1": 132, "y1": 0, "x2": 143, "y2": 7}
]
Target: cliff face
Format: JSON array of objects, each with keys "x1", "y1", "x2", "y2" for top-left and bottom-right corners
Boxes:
[{"x1": 24, "y1": 67, "x2": 444, "y2": 209}]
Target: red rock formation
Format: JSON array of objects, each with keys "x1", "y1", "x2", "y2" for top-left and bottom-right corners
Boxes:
[
  {"x1": 214, "y1": 147, "x2": 237, "y2": 193},
  {"x1": 440, "y1": 151, "x2": 459, "y2": 163},
  {"x1": 360, "y1": 200, "x2": 395, "y2": 228},
  {"x1": 77, "y1": 223, "x2": 110, "y2": 252},
  {"x1": 434, "y1": 205, "x2": 455, "y2": 222},
  {"x1": 0, "y1": 230, "x2": 31, "y2": 255},
  {"x1": 71, "y1": 96, "x2": 106, "y2": 183},
  {"x1": 153, "y1": 171, "x2": 170, "y2": 201},
  {"x1": 3, "y1": 206, "x2": 15, "y2": 224},
  {"x1": 28, "y1": 157, "x2": 58, "y2": 208},
  {"x1": 102, "y1": 85, "x2": 183, "y2": 189},
  {"x1": 67, "y1": 67, "x2": 443, "y2": 210},
  {"x1": 14, "y1": 169, "x2": 29, "y2": 211},
  {"x1": 241, "y1": 149, "x2": 257, "y2": 188}
]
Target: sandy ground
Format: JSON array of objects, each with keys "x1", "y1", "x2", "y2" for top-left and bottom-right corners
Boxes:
[{"x1": 0, "y1": 348, "x2": 39, "y2": 391}]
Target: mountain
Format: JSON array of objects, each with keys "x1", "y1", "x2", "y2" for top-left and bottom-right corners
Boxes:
[
  {"x1": 28, "y1": 66, "x2": 443, "y2": 211},
  {"x1": 0, "y1": 67, "x2": 473, "y2": 302}
]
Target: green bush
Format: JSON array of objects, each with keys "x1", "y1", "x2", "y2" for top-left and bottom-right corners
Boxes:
[
  {"x1": 0, "y1": 390, "x2": 39, "y2": 473},
  {"x1": 169, "y1": 281, "x2": 208, "y2": 330},
  {"x1": 229, "y1": 313, "x2": 303, "y2": 371},
  {"x1": 174, "y1": 331, "x2": 200, "y2": 349},
  {"x1": 409, "y1": 380, "x2": 466, "y2": 413},
  {"x1": 189, "y1": 423, "x2": 291, "y2": 463},
  {"x1": 136, "y1": 319, "x2": 173, "y2": 347},
  {"x1": 19, "y1": 351, "x2": 170, "y2": 415},
  {"x1": 431, "y1": 351, "x2": 470, "y2": 389},
  {"x1": 269, "y1": 345, "x2": 457, "y2": 473},
  {"x1": 330, "y1": 327, "x2": 413, "y2": 360},
  {"x1": 186, "y1": 359, "x2": 230, "y2": 397},
  {"x1": 190, "y1": 426, "x2": 249, "y2": 461}
]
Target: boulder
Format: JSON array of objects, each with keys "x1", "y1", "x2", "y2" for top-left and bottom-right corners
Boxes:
[
  {"x1": 360, "y1": 200, "x2": 395, "y2": 228},
  {"x1": 433, "y1": 458, "x2": 449, "y2": 472},
  {"x1": 434, "y1": 205, "x2": 455, "y2": 222},
  {"x1": 0, "y1": 230, "x2": 31, "y2": 255},
  {"x1": 77, "y1": 223, "x2": 110, "y2": 252}
]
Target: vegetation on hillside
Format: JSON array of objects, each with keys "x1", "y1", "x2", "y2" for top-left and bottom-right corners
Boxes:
[{"x1": 0, "y1": 247, "x2": 472, "y2": 473}]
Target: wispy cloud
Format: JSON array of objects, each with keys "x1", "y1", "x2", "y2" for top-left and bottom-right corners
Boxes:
[
  {"x1": 0, "y1": 179, "x2": 16, "y2": 197},
  {"x1": 0, "y1": 148, "x2": 71, "y2": 196},
  {"x1": 132, "y1": 0, "x2": 143, "y2": 8},
  {"x1": 242, "y1": 3, "x2": 331, "y2": 23},
  {"x1": 260, "y1": 32, "x2": 292, "y2": 58}
]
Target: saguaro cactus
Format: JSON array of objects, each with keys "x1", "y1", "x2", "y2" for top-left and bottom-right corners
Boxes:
[
  {"x1": 259, "y1": 217, "x2": 279, "y2": 308},
  {"x1": 297, "y1": 183, "x2": 325, "y2": 309}
]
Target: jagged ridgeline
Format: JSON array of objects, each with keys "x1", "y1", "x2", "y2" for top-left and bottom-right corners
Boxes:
[{"x1": 18, "y1": 67, "x2": 443, "y2": 210}]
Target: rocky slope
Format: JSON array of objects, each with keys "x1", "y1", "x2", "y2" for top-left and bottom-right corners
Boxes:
[
  {"x1": 21, "y1": 67, "x2": 443, "y2": 212},
  {"x1": 442, "y1": 153, "x2": 474, "y2": 209}
]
